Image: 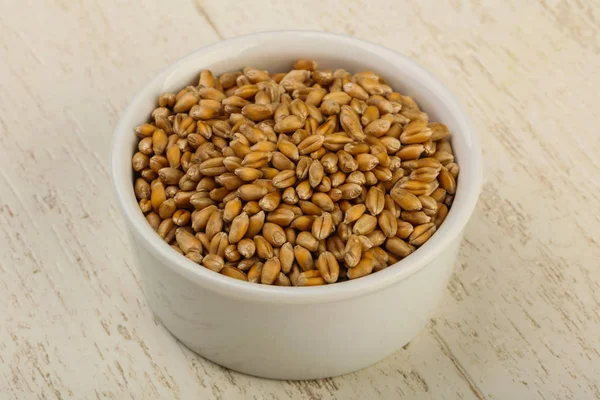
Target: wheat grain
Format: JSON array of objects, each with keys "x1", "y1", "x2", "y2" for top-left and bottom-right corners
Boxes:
[{"x1": 132, "y1": 59, "x2": 460, "y2": 284}]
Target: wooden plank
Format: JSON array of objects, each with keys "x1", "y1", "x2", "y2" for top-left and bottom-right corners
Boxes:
[{"x1": 0, "y1": 0, "x2": 599, "y2": 398}]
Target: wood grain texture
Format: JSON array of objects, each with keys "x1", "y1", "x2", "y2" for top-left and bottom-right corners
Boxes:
[{"x1": 1, "y1": 0, "x2": 599, "y2": 398}]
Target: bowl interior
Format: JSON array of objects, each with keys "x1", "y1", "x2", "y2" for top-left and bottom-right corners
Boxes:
[{"x1": 112, "y1": 31, "x2": 482, "y2": 303}]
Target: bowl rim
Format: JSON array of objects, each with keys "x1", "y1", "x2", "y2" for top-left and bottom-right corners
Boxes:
[{"x1": 111, "y1": 30, "x2": 483, "y2": 304}]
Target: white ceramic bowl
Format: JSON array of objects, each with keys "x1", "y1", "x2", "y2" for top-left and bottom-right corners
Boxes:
[{"x1": 111, "y1": 31, "x2": 482, "y2": 380}]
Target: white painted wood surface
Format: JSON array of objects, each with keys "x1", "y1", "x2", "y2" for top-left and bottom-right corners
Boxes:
[{"x1": 1, "y1": 0, "x2": 599, "y2": 398}]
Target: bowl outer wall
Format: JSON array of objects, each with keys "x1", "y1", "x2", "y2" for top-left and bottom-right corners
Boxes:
[{"x1": 110, "y1": 31, "x2": 482, "y2": 379}]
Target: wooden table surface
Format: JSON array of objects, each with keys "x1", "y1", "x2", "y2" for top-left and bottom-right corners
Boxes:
[{"x1": 1, "y1": 0, "x2": 599, "y2": 398}]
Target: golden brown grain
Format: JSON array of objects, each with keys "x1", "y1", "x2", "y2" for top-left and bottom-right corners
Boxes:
[
  {"x1": 401, "y1": 210, "x2": 431, "y2": 225},
  {"x1": 316, "y1": 251, "x2": 339, "y2": 283},
  {"x1": 229, "y1": 212, "x2": 249, "y2": 243},
  {"x1": 247, "y1": 261, "x2": 263, "y2": 283},
  {"x1": 365, "y1": 187, "x2": 385, "y2": 216},
  {"x1": 378, "y1": 210, "x2": 398, "y2": 238},
  {"x1": 385, "y1": 237, "x2": 412, "y2": 258},
  {"x1": 267, "y1": 208, "x2": 295, "y2": 226},
  {"x1": 210, "y1": 232, "x2": 229, "y2": 258},
  {"x1": 390, "y1": 187, "x2": 422, "y2": 211},
  {"x1": 261, "y1": 258, "x2": 281, "y2": 285},
  {"x1": 203, "y1": 254, "x2": 224, "y2": 272},
  {"x1": 353, "y1": 214, "x2": 378, "y2": 235},
  {"x1": 344, "y1": 235, "x2": 362, "y2": 268},
  {"x1": 221, "y1": 266, "x2": 248, "y2": 281},
  {"x1": 205, "y1": 210, "x2": 223, "y2": 240},
  {"x1": 262, "y1": 222, "x2": 286, "y2": 247},
  {"x1": 254, "y1": 235, "x2": 274, "y2": 259},
  {"x1": 294, "y1": 245, "x2": 314, "y2": 271},
  {"x1": 296, "y1": 231, "x2": 319, "y2": 252},
  {"x1": 175, "y1": 228, "x2": 202, "y2": 254},
  {"x1": 312, "y1": 212, "x2": 334, "y2": 240},
  {"x1": 409, "y1": 223, "x2": 436, "y2": 246},
  {"x1": 279, "y1": 242, "x2": 295, "y2": 273},
  {"x1": 237, "y1": 238, "x2": 256, "y2": 259},
  {"x1": 346, "y1": 257, "x2": 374, "y2": 279},
  {"x1": 133, "y1": 59, "x2": 459, "y2": 285}
]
